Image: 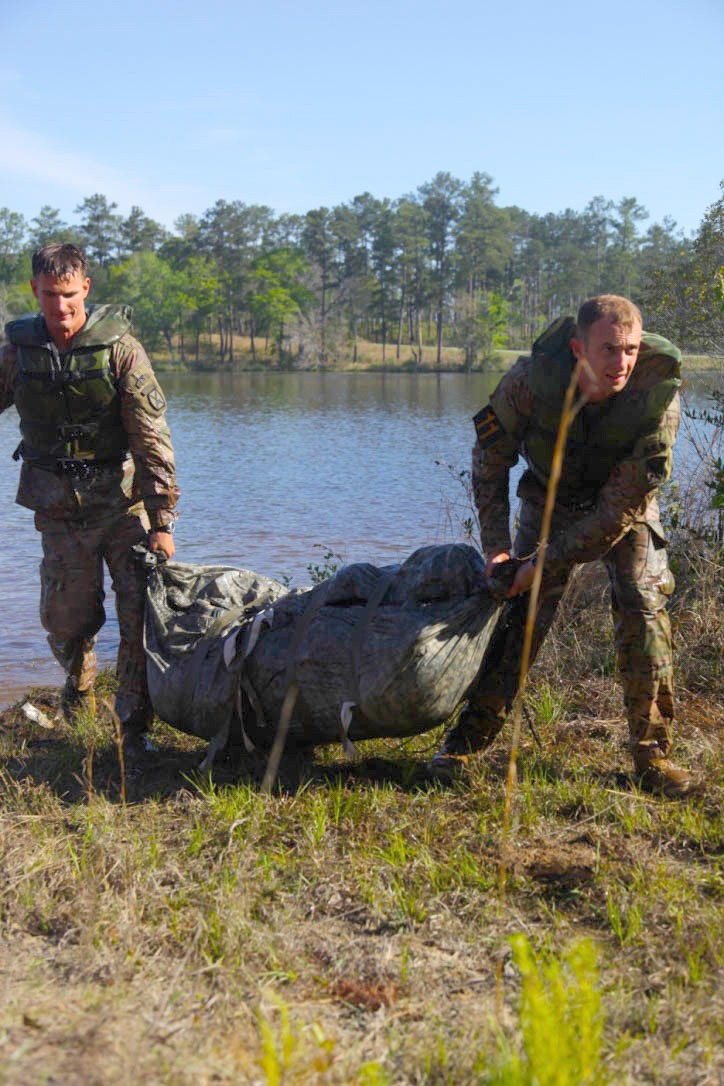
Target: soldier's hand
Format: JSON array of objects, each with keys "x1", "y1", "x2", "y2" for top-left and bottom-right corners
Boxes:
[
  {"x1": 485, "y1": 551, "x2": 517, "y2": 599},
  {"x1": 149, "y1": 530, "x2": 175, "y2": 560},
  {"x1": 508, "y1": 558, "x2": 536, "y2": 598},
  {"x1": 485, "y1": 549, "x2": 511, "y2": 579}
]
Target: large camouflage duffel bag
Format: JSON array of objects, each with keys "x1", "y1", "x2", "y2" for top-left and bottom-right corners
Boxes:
[{"x1": 143, "y1": 543, "x2": 510, "y2": 769}]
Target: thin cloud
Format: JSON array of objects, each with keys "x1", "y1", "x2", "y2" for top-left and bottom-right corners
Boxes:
[
  {"x1": 0, "y1": 119, "x2": 134, "y2": 198},
  {"x1": 0, "y1": 117, "x2": 204, "y2": 228}
]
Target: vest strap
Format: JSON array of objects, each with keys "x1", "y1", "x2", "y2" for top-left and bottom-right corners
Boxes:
[
  {"x1": 17, "y1": 451, "x2": 129, "y2": 477},
  {"x1": 18, "y1": 368, "x2": 103, "y2": 386}
]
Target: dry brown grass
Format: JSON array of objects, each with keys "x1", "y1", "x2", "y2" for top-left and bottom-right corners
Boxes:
[
  {"x1": 0, "y1": 543, "x2": 722, "y2": 1084},
  {"x1": 152, "y1": 335, "x2": 524, "y2": 373},
  {"x1": 152, "y1": 335, "x2": 721, "y2": 376}
]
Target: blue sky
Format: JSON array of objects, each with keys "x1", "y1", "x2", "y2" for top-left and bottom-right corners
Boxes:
[{"x1": 1, "y1": 0, "x2": 722, "y2": 238}]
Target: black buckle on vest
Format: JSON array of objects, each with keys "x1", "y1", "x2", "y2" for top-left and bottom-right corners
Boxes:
[
  {"x1": 57, "y1": 425, "x2": 91, "y2": 441},
  {"x1": 565, "y1": 496, "x2": 596, "y2": 514},
  {"x1": 55, "y1": 458, "x2": 95, "y2": 478}
]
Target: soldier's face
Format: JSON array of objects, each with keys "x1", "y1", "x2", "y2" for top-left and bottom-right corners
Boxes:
[
  {"x1": 571, "y1": 317, "x2": 642, "y2": 403},
  {"x1": 31, "y1": 270, "x2": 90, "y2": 347}
]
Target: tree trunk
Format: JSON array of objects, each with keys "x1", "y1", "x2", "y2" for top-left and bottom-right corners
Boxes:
[
  {"x1": 396, "y1": 280, "x2": 405, "y2": 361},
  {"x1": 162, "y1": 329, "x2": 177, "y2": 365},
  {"x1": 320, "y1": 267, "x2": 327, "y2": 363}
]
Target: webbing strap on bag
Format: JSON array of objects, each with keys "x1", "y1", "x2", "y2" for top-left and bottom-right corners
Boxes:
[
  {"x1": 262, "y1": 579, "x2": 336, "y2": 792},
  {"x1": 339, "y1": 567, "x2": 398, "y2": 754}
]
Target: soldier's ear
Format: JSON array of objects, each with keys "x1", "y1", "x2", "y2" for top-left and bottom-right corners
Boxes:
[{"x1": 570, "y1": 336, "x2": 585, "y2": 361}]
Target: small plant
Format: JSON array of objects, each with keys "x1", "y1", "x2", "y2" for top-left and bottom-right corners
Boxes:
[
  {"x1": 257, "y1": 997, "x2": 297, "y2": 1084},
  {"x1": 256, "y1": 995, "x2": 335, "y2": 1083},
  {"x1": 488, "y1": 933, "x2": 607, "y2": 1085},
  {"x1": 357, "y1": 1062, "x2": 392, "y2": 1085},
  {"x1": 525, "y1": 680, "x2": 569, "y2": 730},
  {"x1": 606, "y1": 887, "x2": 643, "y2": 947},
  {"x1": 434, "y1": 458, "x2": 482, "y2": 550},
  {"x1": 306, "y1": 543, "x2": 345, "y2": 584},
  {"x1": 685, "y1": 943, "x2": 707, "y2": 986},
  {"x1": 303, "y1": 790, "x2": 329, "y2": 848},
  {"x1": 390, "y1": 876, "x2": 428, "y2": 925}
]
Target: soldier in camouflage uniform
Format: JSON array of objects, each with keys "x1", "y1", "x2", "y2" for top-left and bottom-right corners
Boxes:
[
  {"x1": 0, "y1": 243, "x2": 180, "y2": 757},
  {"x1": 431, "y1": 294, "x2": 694, "y2": 797}
]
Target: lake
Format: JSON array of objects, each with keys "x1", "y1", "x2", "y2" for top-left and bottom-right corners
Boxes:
[{"x1": 1, "y1": 369, "x2": 721, "y2": 708}]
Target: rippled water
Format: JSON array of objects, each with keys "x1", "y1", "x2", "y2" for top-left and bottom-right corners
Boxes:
[{"x1": 1, "y1": 369, "x2": 720, "y2": 707}]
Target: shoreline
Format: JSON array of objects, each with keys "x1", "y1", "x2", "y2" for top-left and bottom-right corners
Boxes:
[{"x1": 149, "y1": 351, "x2": 724, "y2": 376}]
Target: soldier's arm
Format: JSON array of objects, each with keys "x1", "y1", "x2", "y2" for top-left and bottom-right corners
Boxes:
[
  {"x1": 473, "y1": 433, "x2": 518, "y2": 555},
  {"x1": 0, "y1": 343, "x2": 18, "y2": 413},
  {"x1": 113, "y1": 337, "x2": 180, "y2": 531},
  {"x1": 473, "y1": 357, "x2": 530, "y2": 556},
  {"x1": 544, "y1": 395, "x2": 680, "y2": 574}
]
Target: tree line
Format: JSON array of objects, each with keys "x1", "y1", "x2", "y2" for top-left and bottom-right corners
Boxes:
[{"x1": 1, "y1": 174, "x2": 722, "y2": 366}]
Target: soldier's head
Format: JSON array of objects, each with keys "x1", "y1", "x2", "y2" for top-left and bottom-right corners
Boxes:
[
  {"x1": 31, "y1": 243, "x2": 90, "y2": 348},
  {"x1": 31, "y1": 242, "x2": 87, "y2": 281},
  {"x1": 571, "y1": 294, "x2": 643, "y2": 403}
]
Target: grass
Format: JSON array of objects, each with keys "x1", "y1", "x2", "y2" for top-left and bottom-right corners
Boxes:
[{"x1": 0, "y1": 543, "x2": 722, "y2": 1083}]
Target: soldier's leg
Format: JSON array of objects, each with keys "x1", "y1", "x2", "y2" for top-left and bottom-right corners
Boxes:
[
  {"x1": 431, "y1": 501, "x2": 571, "y2": 771},
  {"x1": 38, "y1": 519, "x2": 105, "y2": 712},
  {"x1": 102, "y1": 510, "x2": 152, "y2": 739},
  {"x1": 604, "y1": 521, "x2": 693, "y2": 797}
]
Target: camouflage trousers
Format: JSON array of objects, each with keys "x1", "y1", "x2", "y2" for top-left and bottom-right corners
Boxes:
[
  {"x1": 36, "y1": 507, "x2": 152, "y2": 726},
  {"x1": 471, "y1": 499, "x2": 675, "y2": 753}
]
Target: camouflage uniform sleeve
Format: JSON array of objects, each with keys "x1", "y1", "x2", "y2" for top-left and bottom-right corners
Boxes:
[
  {"x1": 473, "y1": 356, "x2": 532, "y2": 554},
  {"x1": 0, "y1": 343, "x2": 18, "y2": 413},
  {"x1": 112, "y1": 336, "x2": 180, "y2": 529},
  {"x1": 545, "y1": 394, "x2": 680, "y2": 574}
]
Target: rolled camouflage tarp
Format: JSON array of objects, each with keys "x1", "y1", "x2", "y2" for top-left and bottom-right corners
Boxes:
[{"x1": 143, "y1": 543, "x2": 509, "y2": 766}]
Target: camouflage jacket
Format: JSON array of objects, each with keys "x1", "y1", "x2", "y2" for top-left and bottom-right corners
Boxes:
[
  {"x1": 0, "y1": 320, "x2": 180, "y2": 528},
  {"x1": 472, "y1": 337, "x2": 680, "y2": 575}
]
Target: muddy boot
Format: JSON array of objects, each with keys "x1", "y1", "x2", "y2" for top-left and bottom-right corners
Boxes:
[
  {"x1": 61, "y1": 677, "x2": 96, "y2": 722},
  {"x1": 632, "y1": 742, "x2": 697, "y2": 799},
  {"x1": 429, "y1": 703, "x2": 506, "y2": 780},
  {"x1": 118, "y1": 707, "x2": 156, "y2": 770}
]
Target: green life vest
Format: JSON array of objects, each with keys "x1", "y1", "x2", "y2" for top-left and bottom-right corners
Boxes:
[
  {"x1": 6, "y1": 304, "x2": 133, "y2": 469},
  {"x1": 491, "y1": 316, "x2": 682, "y2": 507}
]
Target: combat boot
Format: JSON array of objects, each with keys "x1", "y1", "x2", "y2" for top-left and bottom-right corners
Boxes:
[
  {"x1": 632, "y1": 742, "x2": 697, "y2": 799},
  {"x1": 118, "y1": 707, "x2": 156, "y2": 770},
  {"x1": 61, "y1": 677, "x2": 96, "y2": 722},
  {"x1": 429, "y1": 704, "x2": 505, "y2": 780}
]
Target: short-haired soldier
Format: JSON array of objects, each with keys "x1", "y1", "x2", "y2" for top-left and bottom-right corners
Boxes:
[
  {"x1": 431, "y1": 294, "x2": 695, "y2": 797},
  {"x1": 0, "y1": 243, "x2": 180, "y2": 759}
]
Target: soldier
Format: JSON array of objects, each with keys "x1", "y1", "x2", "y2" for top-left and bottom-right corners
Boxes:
[
  {"x1": 431, "y1": 294, "x2": 695, "y2": 798},
  {"x1": 0, "y1": 243, "x2": 180, "y2": 759}
]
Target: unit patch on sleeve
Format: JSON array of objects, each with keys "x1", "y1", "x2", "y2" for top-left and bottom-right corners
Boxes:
[
  {"x1": 473, "y1": 404, "x2": 503, "y2": 448},
  {"x1": 146, "y1": 385, "x2": 167, "y2": 413}
]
